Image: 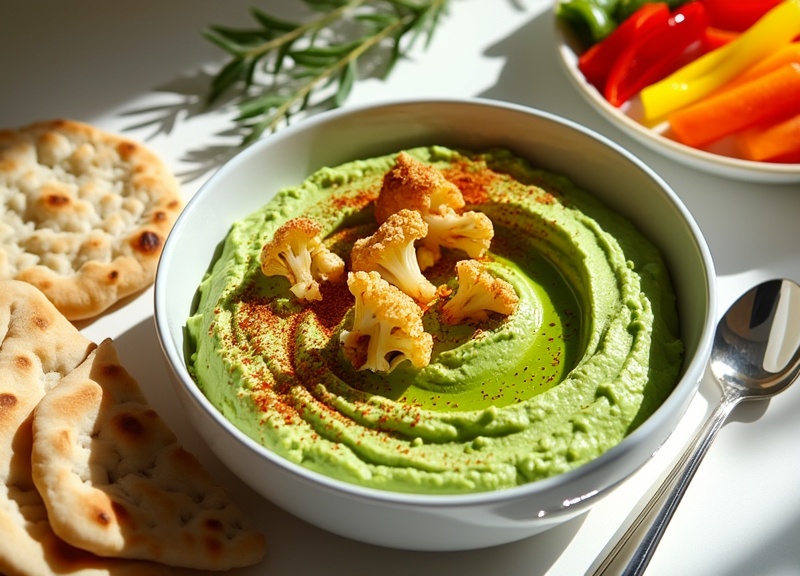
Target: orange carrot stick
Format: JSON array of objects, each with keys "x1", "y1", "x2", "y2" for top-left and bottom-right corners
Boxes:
[
  {"x1": 668, "y1": 62, "x2": 800, "y2": 148},
  {"x1": 737, "y1": 113, "x2": 800, "y2": 162},
  {"x1": 723, "y1": 41, "x2": 800, "y2": 90}
]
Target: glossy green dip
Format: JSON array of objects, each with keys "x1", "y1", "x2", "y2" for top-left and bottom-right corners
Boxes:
[{"x1": 186, "y1": 146, "x2": 684, "y2": 494}]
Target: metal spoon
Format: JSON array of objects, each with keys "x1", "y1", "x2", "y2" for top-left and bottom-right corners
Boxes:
[{"x1": 591, "y1": 278, "x2": 800, "y2": 576}]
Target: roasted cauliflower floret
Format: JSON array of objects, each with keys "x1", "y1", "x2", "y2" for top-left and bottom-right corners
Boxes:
[
  {"x1": 350, "y1": 209, "x2": 437, "y2": 304},
  {"x1": 418, "y1": 207, "x2": 494, "y2": 270},
  {"x1": 375, "y1": 152, "x2": 494, "y2": 270},
  {"x1": 374, "y1": 151, "x2": 464, "y2": 224},
  {"x1": 442, "y1": 259, "x2": 519, "y2": 324},
  {"x1": 259, "y1": 217, "x2": 345, "y2": 302},
  {"x1": 340, "y1": 271, "x2": 433, "y2": 373}
]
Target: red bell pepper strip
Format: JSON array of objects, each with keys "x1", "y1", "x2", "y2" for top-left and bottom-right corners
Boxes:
[
  {"x1": 702, "y1": 26, "x2": 739, "y2": 51},
  {"x1": 770, "y1": 150, "x2": 800, "y2": 163},
  {"x1": 604, "y1": 2, "x2": 710, "y2": 107},
  {"x1": 641, "y1": 0, "x2": 800, "y2": 120},
  {"x1": 577, "y1": 3, "x2": 670, "y2": 90},
  {"x1": 700, "y1": 0, "x2": 785, "y2": 32}
]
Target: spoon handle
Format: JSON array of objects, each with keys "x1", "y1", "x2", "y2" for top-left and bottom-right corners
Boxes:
[{"x1": 591, "y1": 389, "x2": 742, "y2": 576}]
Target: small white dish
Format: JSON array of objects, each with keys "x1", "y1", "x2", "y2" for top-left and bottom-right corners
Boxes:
[{"x1": 555, "y1": 21, "x2": 800, "y2": 184}]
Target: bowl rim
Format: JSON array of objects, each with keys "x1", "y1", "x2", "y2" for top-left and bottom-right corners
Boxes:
[{"x1": 154, "y1": 96, "x2": 717, "y2": 509}]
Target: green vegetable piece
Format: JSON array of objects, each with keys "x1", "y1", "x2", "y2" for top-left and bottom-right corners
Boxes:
[{"x1": 557, "y1": 0, "x2": 618, "y2": 45}]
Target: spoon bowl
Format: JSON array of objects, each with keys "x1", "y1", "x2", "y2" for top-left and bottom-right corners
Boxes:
[
  {"x1": 594, "y1": 278, "x2": 800, "y2": 575},
  {"x1": 712, "y1": 279, "x2": 800, "y2": 396}
]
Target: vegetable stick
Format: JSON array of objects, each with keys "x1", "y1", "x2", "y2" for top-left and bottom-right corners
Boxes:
[
  {"x1": 772, "y1": 151, "x2": 800, "y2": 163},
  {"x1": 698, "y1": 41, "x2": 800, "y2": 103},
  {"x1": 603, "y1": 2, "x2": 709, "y2": 107},
  {"x1": 640, "y1": 0, "x2": 800, "y2": 120},
  {"x1": 724, "y1": 41, "x2": 800, "y2": 90},
  {"x1": 700, "y1": 0, "x2": 784, "y2": 32},
  {"x1": 668, "y1": 62, "x2": 800, "y2": 148},
  {"x1": 737, "y1": 113, "x2": 800, "y2": 162},
  {"x1": 702, "y1": 26, "x2": 739, "y2": 50},
  {"x1": 577, "y1": 3, "x2": 669, "y2": 91}
]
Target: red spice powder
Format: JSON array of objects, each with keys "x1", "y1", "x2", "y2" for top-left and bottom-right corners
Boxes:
[
  {"x1": 227, "y1": 156, "x2": 546, "y2": 436},
  {"x1": 441, "y1": 161, "x2": 496, "y2": 205},
  {"x1": 237, "y1": 301, "x2": 298, "y2": 379},
  {"x1": 329, "y1": 185, "x2": 379, "y2": 213},
  {"x1": 537, "y1": 192, "x2": 556, "y2": 205},
  {"x1": 307, "y1": 280, "x2": 354, "y2": 334}
]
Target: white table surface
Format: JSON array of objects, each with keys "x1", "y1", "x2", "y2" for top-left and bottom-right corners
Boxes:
[{"x1": 3, "y1": 1, "x2": 800, "y2": 575}]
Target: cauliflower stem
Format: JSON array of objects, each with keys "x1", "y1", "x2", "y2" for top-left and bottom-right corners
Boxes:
[
  {"x1": 340, "y1": 271, "x2": 433, "y2": 372},
  {"x1": 259, "y1": 217, "x2": 344, "y2": 301},
  {"x1": 442, "y1": 259, "x2": 519, "y2": 324},
  {"x1": 350, "y1": 209, "x2": 437, "y2": 304}
]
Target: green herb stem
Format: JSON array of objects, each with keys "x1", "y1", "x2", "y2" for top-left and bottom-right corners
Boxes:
[
  {"x1": 248, "y1": 10, "x2": 411, "y2": 138},
  {"x1": 203, "y1": 0, "x2": 449, "y2": 146}
]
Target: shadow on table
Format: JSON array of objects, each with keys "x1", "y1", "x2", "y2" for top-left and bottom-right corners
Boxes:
[
  {"x1": 269, "y1": 513, "x2": 588, "y2": 576},
  {"x1": 477, "y1": 5, "x2": 603, "y2": 136},
  {"x1": 116, "y1": 2, "x2": 447, "y2": 184},
  {"x1": 116, "y1": 69, "x2": 247, "y2": 183}
]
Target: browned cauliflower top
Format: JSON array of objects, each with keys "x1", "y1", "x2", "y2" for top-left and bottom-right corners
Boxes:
[
  {"x1": 374, "y1": 151, "x2": 464, "y2": 224},
  {"x1": 442, "y1": 259, "x2": 519, "y2": 324},
  {"x1": 340, "y1": 270, "x2": 433, "y2": 373},
  {"x1": 259, "y1": 217, "x2": 345, "y2": 301},
  {"x1": 350, "y1": 209, "x2": 437, "y2": 304},
  {"x1": 373, "y1": 152, "x2": 494, "y2": 271}
]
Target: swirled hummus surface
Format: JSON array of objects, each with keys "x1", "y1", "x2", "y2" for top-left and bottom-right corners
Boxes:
[{"x1": 186, "y1": 146, "x2": 683, "y2": 494}]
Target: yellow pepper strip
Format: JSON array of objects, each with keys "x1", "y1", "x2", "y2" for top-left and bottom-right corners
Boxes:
[
  {"x1": 724, "y1": 41, "x2": 800, "y2": 90},
  {"x1": 641, "y1": 0, "x2": 800, "y2": 121}
]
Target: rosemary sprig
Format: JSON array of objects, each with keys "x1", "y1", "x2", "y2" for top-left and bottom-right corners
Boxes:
[{"x1": 203, "y1": 0, "x2": 449, "y2": 146}]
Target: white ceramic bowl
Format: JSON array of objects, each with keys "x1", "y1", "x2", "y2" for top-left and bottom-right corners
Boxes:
[
  {"x1": 154, "y1": 98, "x2": 717, "y2": 551},
  {"x1": 555, "y1": 21, "x2": 800, "y2": 184}
]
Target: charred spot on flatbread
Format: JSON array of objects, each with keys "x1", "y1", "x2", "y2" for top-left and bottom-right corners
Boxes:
[{"x1": 0, "y1": 119, "x2": 183, "y2": 320}]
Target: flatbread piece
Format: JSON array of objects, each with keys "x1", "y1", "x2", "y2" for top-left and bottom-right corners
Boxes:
[
  {"x1": 31, "y1": 338, "x2": 267, "y2": 571},
  {"x1": 0, "y1": 279, "x2": 186, "y2": 575},
  {"x1": 0, "y1": 119, "x2": 183, "y2": 320}
]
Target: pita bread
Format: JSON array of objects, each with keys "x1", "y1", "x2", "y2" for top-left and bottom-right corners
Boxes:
[
  {"x1": 31, "y1": 338, "x2": 267, "y2": 571},
  {"x1": 0, "y1": 119, "x2": 183, "y2": 320},
  {"x1": 0, "y1": 279, "x2": 186, "y2": 575}
]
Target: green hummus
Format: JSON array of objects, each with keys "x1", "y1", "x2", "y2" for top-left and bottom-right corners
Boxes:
[{"x1": 186, "y1": 146, "x2": 684, "y2": 494}]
